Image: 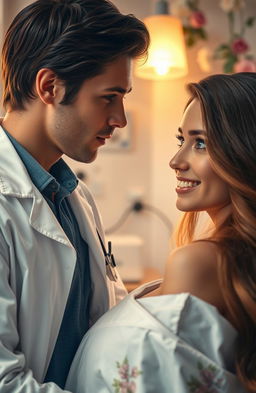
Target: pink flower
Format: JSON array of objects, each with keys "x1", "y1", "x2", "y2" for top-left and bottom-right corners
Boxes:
[
  {"x1": 200, "y1": 368, "x2": 215, "y2": 386},
  {"x1": 120, "y1": 381, "x2": 136, "y2": 393},
  {"x1": 231, "y1": 38, "x2": 249, "y2": 54},
  {"x1": 120, "y1": 382, "x2": 129, "y2": 393},
  {"x1": 119, "y1": 363, "x2": 129, "y2": 380},
  {"x1": 131, "y1": 367, "x2": 140, "y2": 378},
  {"x1": 189, "y1": 11, "x2": 207, "y2": 28},
  {"x1": 234, "y1": 58, "x2": 256, "y2": 73},
  {"x1": 128, "y1": 381, "x2": 136, "y2": 392}
]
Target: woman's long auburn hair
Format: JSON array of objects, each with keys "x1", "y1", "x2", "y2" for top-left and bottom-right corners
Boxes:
[{"x1": 176, "y1": 73, "x2": 256, "y2": 392}]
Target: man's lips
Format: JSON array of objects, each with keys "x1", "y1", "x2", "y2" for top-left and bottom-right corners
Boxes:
[
  {"x1": 96, "y1": 133, "x2": 114, "y2": 146},
  {"x1": 97, "y1": 127, "x2": 115, "y2": 140},
  {"x1": 97, "y1": 135, "x2": 112, "y2": 140}
]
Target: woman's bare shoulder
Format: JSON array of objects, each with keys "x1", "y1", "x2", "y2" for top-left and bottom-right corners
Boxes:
[
  {"x1": 160, "y1": 241, "x2": 225, "y2": 312},
  {"x1": 164, "y1": 241, "x2": 219, "y2": 275}
]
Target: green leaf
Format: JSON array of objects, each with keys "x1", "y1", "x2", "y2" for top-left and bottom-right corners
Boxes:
[
  {"x1": 223, "y1": 56, "x2": 236, "y2": 73},
  {"x1": 214, "y1": 43, "x2": 230, "y2": 52},
  {"x1": 112, "y1": 379, "x2": 121, "y2": 392},
  {"x1": 197, "y1": 28, "x2": 207, "y2": 39},
  {"x1": 214, "y1": 43, "x2": 230, "y2": 57},
  {"x1": 228, "y1": 11, "x2": 234, "y2": 23},
  {"x1": 209, "y1": 364, "x2": 217, "y2": 372},
  {"x1": 245, "y1": 16, "x2": 255, "y2": 27},
  {"x1": 186, "y1": 34, "x2": 195, "y2": 47},
  {"x1": 183, "y1": 26, "x2": 190, "y2": 34},
  {"x1": 213, "y1": 45, "x2": 231, "y2": 60}
]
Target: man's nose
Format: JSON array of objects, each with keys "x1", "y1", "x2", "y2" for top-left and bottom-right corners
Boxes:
[{"x1": 108, "y1": 103, "x2": 127, "y2": 128}]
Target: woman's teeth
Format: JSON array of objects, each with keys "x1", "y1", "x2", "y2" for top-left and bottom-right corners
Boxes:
[{"x1": 177, "y1": 180, "x2": 199, "y2": 188}]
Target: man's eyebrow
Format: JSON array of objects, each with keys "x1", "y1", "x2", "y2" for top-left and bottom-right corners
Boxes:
[
  {"x1": 103, "y1": 86, "x2": 132, "y2": 94},
  {"x1": 178, "y1": 127, "x2": 206, "y2": 136}
]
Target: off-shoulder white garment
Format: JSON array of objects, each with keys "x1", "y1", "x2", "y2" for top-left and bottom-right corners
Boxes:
[{"x1": 66, "y1": 281, "x2": 247, "y2": 393}]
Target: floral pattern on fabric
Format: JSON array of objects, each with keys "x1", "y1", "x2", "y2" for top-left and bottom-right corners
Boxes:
[
  {"x1": 186, "y1": 361, "x2": 225, "y2": 393},
  {"x1": 112, "y1": 357, "x2": 142, "y2": 393}
]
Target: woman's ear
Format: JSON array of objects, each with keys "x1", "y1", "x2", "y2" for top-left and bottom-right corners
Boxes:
[{"x1": 35, "y1": 68, "x2": 65, "y2": 105}]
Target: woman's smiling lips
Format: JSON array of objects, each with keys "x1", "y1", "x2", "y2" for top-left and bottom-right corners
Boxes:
[{"x1": 176, "y1": 177, "x2": 201, "y2": 194}]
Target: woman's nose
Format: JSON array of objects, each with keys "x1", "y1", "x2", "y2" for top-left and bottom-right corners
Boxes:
[{"x1": 169, "y1": 150, "x2": 189, "y2": 171}]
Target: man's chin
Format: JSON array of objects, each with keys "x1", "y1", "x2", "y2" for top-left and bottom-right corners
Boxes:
[
  {"x1": 72, "y1": 150, "x2": 98, "y2": 164},
  {"x1": 85, "y1": 150, "x2": 98, "y2": 163}
]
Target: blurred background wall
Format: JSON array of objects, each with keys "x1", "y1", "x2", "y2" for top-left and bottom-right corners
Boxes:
[{"x1": 1, "y1": 0, "x2": 255, "y2": 279}]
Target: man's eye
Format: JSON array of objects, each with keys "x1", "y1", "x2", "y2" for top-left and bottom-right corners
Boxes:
[
  {"x1": 194, "y1": 138, "x2": 206, "y2": 150},
  {"x1": 176, "y1": 135, "x2": 184, "y2": 147},
  {"x1": 103, "y1": 95, "x2": 116, "y2": 103}
]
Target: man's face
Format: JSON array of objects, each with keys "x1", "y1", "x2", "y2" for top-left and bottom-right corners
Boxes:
[{"x1": 47, "y1": 56, "x2": 132, "y2": 164}]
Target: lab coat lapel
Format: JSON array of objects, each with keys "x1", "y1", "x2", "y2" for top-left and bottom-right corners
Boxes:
[
  {"x1": 68, "y1": 188, "x2": 110, "y2": 318},
  {"x1": 68, "y1": 188, "x2": 106, "y2": 275},
  {"x1": 29, "y1": 189, "x2": 73, "y2": 247}
]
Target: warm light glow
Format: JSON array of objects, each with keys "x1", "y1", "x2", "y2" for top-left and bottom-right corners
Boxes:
[
  {"x1": 155, "y1": 62, "x2": 170, "y2": 76},
  {"x1": 136, "y1": 15, "x2": 188, "y2": 81}
]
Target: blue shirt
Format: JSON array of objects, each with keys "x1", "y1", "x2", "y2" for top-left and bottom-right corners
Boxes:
[{"x1": 4, "y1": 129, "x2": 91, "y2": 388}]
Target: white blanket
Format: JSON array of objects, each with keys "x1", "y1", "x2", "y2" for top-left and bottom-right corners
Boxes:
[{"x1": 66, "y1": 281, "x2": 247, "y2": 393}]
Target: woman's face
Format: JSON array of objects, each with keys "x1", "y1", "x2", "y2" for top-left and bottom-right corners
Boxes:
[{"x1": 169, "y1": 99, "x2": 231, "y2": 221}]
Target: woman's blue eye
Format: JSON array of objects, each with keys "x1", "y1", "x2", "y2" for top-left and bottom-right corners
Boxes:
[{"x1": 194, "y1": 138, "x2": 206, "y2": 150}]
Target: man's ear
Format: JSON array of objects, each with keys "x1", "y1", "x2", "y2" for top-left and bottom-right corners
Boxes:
[{"x1": 35, "y1": 68, "x2": 64, "y2": 105}]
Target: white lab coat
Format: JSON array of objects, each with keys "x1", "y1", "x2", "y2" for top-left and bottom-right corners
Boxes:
[
  {"x1": 0, "y1": 126, "x2": 127, "y2": 392},
  {"x1": 66, "y1": 281, "x2": 248, "y2": 393}
]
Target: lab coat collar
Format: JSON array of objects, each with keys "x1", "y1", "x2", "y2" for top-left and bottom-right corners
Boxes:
[
  {"x1": 0, "y1": 126, "x2": 72, "y2": 246},
  {"x1": 0, "y1": 126, "x2": 36, "y2": 196}
]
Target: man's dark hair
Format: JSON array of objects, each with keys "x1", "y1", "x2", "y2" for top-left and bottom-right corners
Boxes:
[{"x1": 1, "y1": 0, "x2": 149, "y2": 110}]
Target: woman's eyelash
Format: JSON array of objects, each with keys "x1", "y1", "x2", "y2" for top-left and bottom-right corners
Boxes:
[
  {"x1": 175, "y1": 135, "x2": 206, "y2": 150},
  {"x1": 176, "y1": 135, "x2": 184, "y2": 147}
]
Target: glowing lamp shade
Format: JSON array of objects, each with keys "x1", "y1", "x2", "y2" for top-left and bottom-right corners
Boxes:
[{"x1": 136, "y1": 15, "x2": 188, "y2": 80}]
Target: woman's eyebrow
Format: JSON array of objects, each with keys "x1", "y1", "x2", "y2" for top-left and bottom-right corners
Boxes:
[
  {"x1": 178, "y1": 127, "x2": 206, "y2": 136},
  {"x1": 188, "y1": 130, "x2": 207, "y2": 136}
]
